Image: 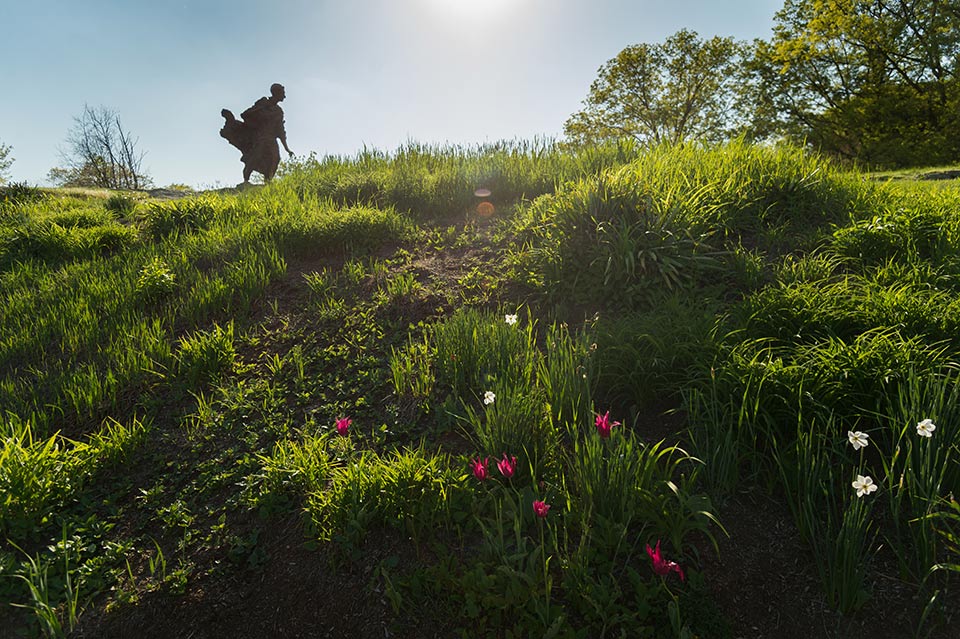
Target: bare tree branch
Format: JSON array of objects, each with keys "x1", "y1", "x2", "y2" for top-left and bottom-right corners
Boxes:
[{"x1": 54, "y1": 105, "x2": 150, "y2": 189}]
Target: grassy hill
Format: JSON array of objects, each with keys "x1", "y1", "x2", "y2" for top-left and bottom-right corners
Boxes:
[{"x1": 2, "y1": 140, "x2": 960, "y2": 638}]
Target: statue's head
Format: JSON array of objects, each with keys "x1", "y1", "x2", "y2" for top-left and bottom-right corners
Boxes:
[{"x1": 270, "y1": 83, "x2": 286, "y2": 101}]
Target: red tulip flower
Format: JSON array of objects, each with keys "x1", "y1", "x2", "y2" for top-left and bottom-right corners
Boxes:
[
  {"x1": 532, "y1": 500, "x2": 551, "y2": 519},
  {"x1": 335, "y1": 417, "x2": 351, "y2": 436},
  {"x1": 646, "y1": 540, "x2": 685, "y2": 581},
  {"x1": 595, "y1": 411, "x2": 621, "y2": 438},
  {"x1": 469, "y1": 457, "x2": 489, "y2": 481},
  {"x1": 497, "y1": 453, "x2": 517, "y2": 478}
]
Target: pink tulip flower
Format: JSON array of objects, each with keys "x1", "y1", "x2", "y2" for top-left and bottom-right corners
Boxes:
[
  {"x1": 646, "y1": 540, "x2": 685, "y2": 581},
  {"x1": 595, "y1": 411, "x2": 621, "y2": 438},
  {"x1": 497, "y1": 453, "x2": 517, "y2": 478},
  {"x1": 533, "y1": 500, "x2": 551, "y2": 519},
  {"x1": 335, "y1": 417, "x2": 351, "y2": 436},
  {"x1": 469, "y1": 457, "x2": 489, "y2": 481}
]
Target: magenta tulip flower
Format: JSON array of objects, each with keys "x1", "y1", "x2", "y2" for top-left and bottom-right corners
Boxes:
[
  {"x1": 595, "y1": 411, "x2": 621, "y2": 438},
  {"x1": 335, "y1": 416, "x2": 351, "y2": 436},
  {"x1": 497, "y1": 453, "x2": 517, "y2": 478},
  {"x1": 469, "y1": 457, "x2": 489, "y2": 481},
  {"x1": 533, "y1": 500, "x2": 551, "y2": 519},
  {"x1": 646, "y1": 540, "x2": 685, "y2": 581}
]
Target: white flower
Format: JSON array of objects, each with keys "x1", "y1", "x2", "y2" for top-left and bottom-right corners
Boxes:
[
  {"x1": 483, "y1": 390, "x2": 496, "y2": 405},
  {"x1": 505, "y1": 314, "x2": 518, "y2": 325},
  {"x1": 847, "y1": 430, "x2": 870, "y2": 450},
  {"x1": 917, "y1": 418, "x2": 936, "y2": 438},
  {"x1": 852, "y1": 475, "x2": 878, "y2": 498}
]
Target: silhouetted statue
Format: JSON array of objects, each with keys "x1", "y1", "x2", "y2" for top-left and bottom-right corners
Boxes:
[{"x1": 220, "y1": 83, "x2": 294, "y2": 184}]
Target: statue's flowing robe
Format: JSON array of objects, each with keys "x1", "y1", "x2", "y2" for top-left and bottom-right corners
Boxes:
[{"x1": 220, "y1": 98, "x2": 287, "y2": 178}]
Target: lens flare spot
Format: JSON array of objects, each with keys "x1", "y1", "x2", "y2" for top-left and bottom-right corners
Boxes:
[{"x1": 476, "y1": 201, "x2": 495, "y2": 217}]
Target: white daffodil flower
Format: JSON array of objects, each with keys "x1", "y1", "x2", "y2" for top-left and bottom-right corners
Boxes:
[
  {"x1": 917, "y1": 418, "x2": 936, "y2": 438},
  {"x1": 852, "y1": 475, "x2": 878, "y2": 498},
  {"x1": 847, "y1": 430, "x2": 869, "y2": 450},
  {"x1": 483, "y1": 390, "x2": 496, "y2": 405},
  {"x1": 505, "y1": 314, "x2": 518, "y2": 325}
]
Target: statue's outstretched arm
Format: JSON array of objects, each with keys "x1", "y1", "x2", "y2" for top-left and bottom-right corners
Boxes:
[{"x1": 280, "y1": 130, "x2": 294, "y2": 157}]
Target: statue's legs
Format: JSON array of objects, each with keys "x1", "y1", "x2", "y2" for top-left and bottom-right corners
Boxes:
[{"x1": 264, "y1": 143, "x2": 281, "y2": 182}]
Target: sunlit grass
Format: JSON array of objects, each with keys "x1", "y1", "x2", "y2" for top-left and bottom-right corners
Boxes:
[{"x1": 4, "y1": 140, "x2": 960, "y2": 636}]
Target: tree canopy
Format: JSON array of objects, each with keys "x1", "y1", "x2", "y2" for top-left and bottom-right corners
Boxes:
[
  {"x1": 746, "y1": 0, "x2": 960, "y2": 165},
  {"x1": 564, "y1": 30, "x2": 745, "y2": 146},
  {"x1": 567, "y1": 2, "x2": 960, "y2": 167}
]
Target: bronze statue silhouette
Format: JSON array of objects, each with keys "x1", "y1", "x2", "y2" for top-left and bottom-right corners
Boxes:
[{"x1": 220, "y1": 83, "x2": 294, "y2": 184}]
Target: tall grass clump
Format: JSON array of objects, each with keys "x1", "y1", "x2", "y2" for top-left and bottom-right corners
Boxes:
[
  {"x1": 0, "y1": 182, "x2": 45, "y2": 206},
  {"x1": 568, "y1": 426, "x2": 717, "y2": 554},
  {"x1": 250, "y1": 430, "x2": 332, "y2": 511},
  {"x1": 511, "y1": 141, "x2": 880, "y2": 308},
  {"x1": 591, "y1": 295, "x2": 721, "y2": 409},
  {"x1": 0, "y1": 207, "x2": 135, "y2": 270},
  {"x1": 417, "y1": 308, "x2": 540, "y2": 399},
  {"x1": 175, "y1": 321, "x2": 236, "y2": 388},
  {"x1": 880, "y1": 367, "x2": 960, "y2": 581},
  {"x1": 770, "y1": 411, "x2": 877, "y2": 613},
  {"x1": 138, "y1": 195, "x2": 225, "y2": 240},
  {"x1": 0, "y1": 416, "x2": 146, "y2": 539},
  {"x1": 10, "y1": 540, "x2": 84, "y2": 638},
  {"x1": 277, "y1": 139, "x2": 645, "y2": 219},
  {"x1": 708, "y1": 330, "x2": 948, "y2": 440},
  {"x1": 537, "y1": 321, "x2": 597, "y2": 434},
  {"x1": 683, "y1": 373, "x2": 767, "y2": 497},
  {"x1": 392, "y1": 311, "x2": 603, "y2": 481},
  {"x1": 832, "y1": 181, "x2": 960, "y2": 264},
  {"x1": 104, "y1": 193, "x2": 137, "y2": 217},
  {"x1": 307, "y1": 446, "x2": 469, "y2": 546}
]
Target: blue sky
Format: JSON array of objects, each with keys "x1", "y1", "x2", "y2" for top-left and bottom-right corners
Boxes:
[{"x1": 1, "y1": 0, "x2": 783, "y2": 188}]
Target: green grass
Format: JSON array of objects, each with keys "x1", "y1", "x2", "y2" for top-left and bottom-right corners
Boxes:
[{"x1": 3, "y1": 140, "x2": 960, "y2": 638}]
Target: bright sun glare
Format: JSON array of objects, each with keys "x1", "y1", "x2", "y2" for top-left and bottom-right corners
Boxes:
[{"x1": 426, "y1": 0, "x2": 516, "y2": 22}]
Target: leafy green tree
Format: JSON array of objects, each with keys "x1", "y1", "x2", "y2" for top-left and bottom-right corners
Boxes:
[
  {"x1": 0, "y1": 141, "x2": 12, "y2": 185},
  {"x1": 748, "y1": 0, "x2": 960, "y2": 166},
  {"x1": 564, "y1": 30, "x2": 746, "y2": 146}
]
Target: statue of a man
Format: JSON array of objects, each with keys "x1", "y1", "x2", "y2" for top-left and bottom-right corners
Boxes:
[{"x1": 220, "y1": 83, "x2": 294, "y2": 184}]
